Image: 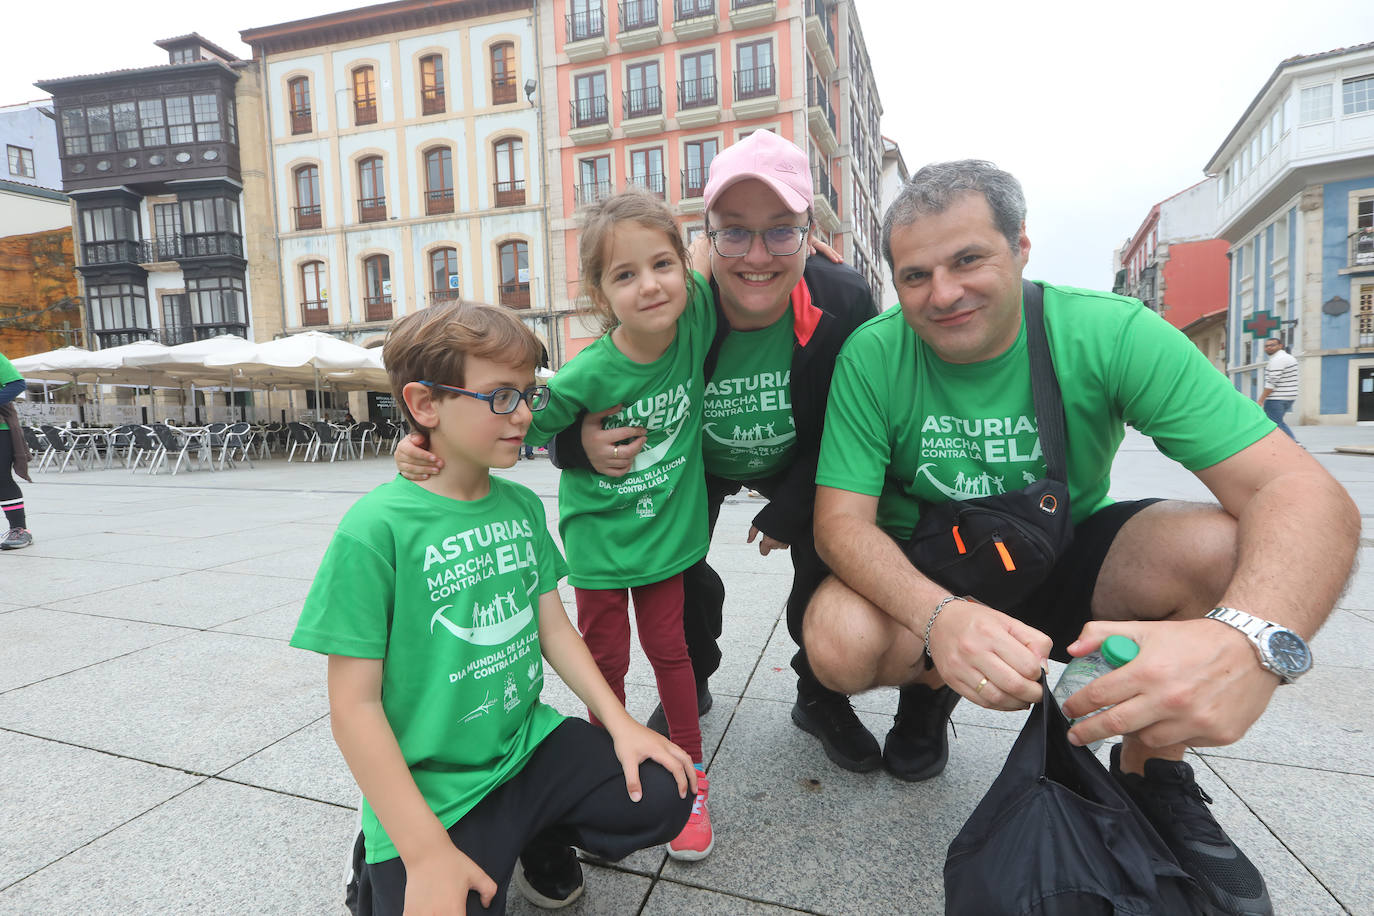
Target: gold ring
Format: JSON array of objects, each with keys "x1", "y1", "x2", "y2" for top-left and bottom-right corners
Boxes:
[
  {"x1": 974, "y1": 676, "x2": 988, "y2": 695},
  {"x1": 613, "y1": 445, "x2": 620, "y2": 459}
]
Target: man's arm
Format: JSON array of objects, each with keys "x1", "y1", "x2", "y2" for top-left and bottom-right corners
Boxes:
[
  {"x1": 328, "y1": 655, "x2": 497, "y2": 912},
  {"x1": 814, "y1": 485, "x2": 1049, "y2": 706}
]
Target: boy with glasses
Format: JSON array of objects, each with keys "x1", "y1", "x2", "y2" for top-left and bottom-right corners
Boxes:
[{"x1": 293, "y1": 301, "x2": 694, "y2": 915}]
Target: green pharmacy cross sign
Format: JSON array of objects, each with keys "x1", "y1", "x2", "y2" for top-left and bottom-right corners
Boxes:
[{"x1": 1243, "y1": 310, "x2": 1280, "y2": 338}]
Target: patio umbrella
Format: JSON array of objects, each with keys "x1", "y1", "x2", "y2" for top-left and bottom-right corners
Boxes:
[
  {"x1": 204, "y1": 331, "x2": 387, "y2": 417},
  {"x1": 12, "y1": 342, "x2": 175, "y2": 423},
  {"x1": 125, "y1": 335, "x2": 259, "y2": 422}
]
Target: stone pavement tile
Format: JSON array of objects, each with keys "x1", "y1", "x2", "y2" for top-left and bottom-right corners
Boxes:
[
  {"x1": 507, "y1": 863, "x2": 652, "y2": 915},
  {"x1": 1311, "y1": 609, "x2": 1374, "y2": 669},
  {"x1": 98, "y1": 506, "x2": 274, "y2": 539},
  {"x1": 642, "y1": 880, "x2": 811, "y2": 914},
  {"x1": 17, "y1": 530, "x2": 179, "y2": 561},
  {"x1": 95, "y1": 525, "x2": 326, "y2": 572},
  {"x1": 47, "y1": 568, "x2": 312, "y2": 629},
  {"x1": 0, "y1": 630, "x2": 328, "y2": 774},
  {"x1": 1206, "y1": 756, "x2": 1368, "y2": 915},
  {"x1": 219, "y1": 716, "x2": 357, "y2": 808},
  {"x1": 212, "y1": 533, "x2": 332, "y2": 580},
  {"x1": 0, "y1": 607, "x2": 186, "y2": 693},
  {"x1": 212, "y1": 600, "x2": 306, "y2": 641},
  {"x1": 0, "y1": 554, "x2": 182, "y2": 607},
  {"x1": 0, "y1": 778, "x2": 357, "y2": 914},
  {"x1": 0, "y1": 730, "x2": 201, "y2": 890},
  {"x1": 1199, "y1": 663, "x2": 1374, "y2": 775}
]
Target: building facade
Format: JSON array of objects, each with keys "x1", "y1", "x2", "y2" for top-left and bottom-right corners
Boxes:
[
  {"x1": 1207, "y1": 41, "x2": 1374, "y2": 424},
  {"x1": 874, "y1": 133, "x2": 907, "y2": 302},
  {"x1": 540, "y1": 0, "x2": 885, "y2": 359},
  {"x1": 1, "y1": 100, "x2": 62, "y2": 191},
  {"x1": 1114, "y1": 179, "x2": 1229, "y2": 372},
  {"x1": 242, "y1": 0, "x2": 545, "y2": 350}
]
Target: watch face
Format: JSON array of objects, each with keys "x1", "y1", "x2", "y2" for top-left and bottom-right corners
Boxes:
[{"x1": 1265, "y1": 630, "x2": 1312, "y2": 677}]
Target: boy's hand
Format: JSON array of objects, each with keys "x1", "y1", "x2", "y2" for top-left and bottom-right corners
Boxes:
[
  {"x1": 403, "y1": 843, "x2": 496, "y2": 915},
  {"x1": 607, "y1": 717, "x2": 697, "y2": 801},
  {"x1": 397, "y1": 432, "x2": 442, "y2": 480}
]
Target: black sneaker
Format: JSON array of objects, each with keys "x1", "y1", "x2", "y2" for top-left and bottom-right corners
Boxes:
[
  {"x1": 646, "y1": 679, "x2": 713, "y2": 737},
  {"x1": 1110, "y1": 745, "x2": 1273, "y2": 916},
  {"x1": 513, "y1": 841, "x2": 584, "y2": 909},
  {"x1": 883, "y1": 684, "x2": 960, "y2": 782},
  {"x1": 790, "y1": 688, "x2": 882, "y2": 772}
]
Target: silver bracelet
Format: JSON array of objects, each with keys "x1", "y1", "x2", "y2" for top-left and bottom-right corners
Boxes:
[{"x1": 924, "y1": 595, "x2": 967, "y2": 662}]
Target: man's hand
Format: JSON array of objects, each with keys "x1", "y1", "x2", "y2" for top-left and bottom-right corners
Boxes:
[
  {"x1": 928, "y1": 599, "x2": 1050, "y2": 710},
  {"x1": 606, "y1": 716, "x2": 697, "y2": 801},
  {"x1": 582, "y1": 405, "x2": 646, "y2": 477},
  {"x1": 396, "y1": 433, "x2": 441, "y2": 480},
  {"x1": 402, "y1": 842, "x2": 497, "y2": 915},
  {"x1": 747, "y1": 525, "x2": 789, "y2": 556},
  {"x1": 1061, "y1": 618, "x2": 1280, "y2": 750}
]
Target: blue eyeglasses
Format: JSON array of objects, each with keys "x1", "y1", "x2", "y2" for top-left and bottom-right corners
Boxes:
[{"x1": 418, "y1": 381, "x2": 550, "y2": 414}]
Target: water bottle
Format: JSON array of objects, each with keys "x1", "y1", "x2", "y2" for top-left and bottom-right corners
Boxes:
[{"x1": 1051, "y1": 634, "x2": 1139, "y2": 751}]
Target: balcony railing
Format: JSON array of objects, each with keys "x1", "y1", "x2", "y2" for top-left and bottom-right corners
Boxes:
[
  {"x1": 808, "y1": 77, "x2": 836, "y2": 132},
  {"x1": 629, "y1": 172, "x2": 666, "y2": 199},
  {"x1": 354, "y1": 97, "x2": 377, "y2": 125},
  {"x1": 359, "y1": 197, "x2": 387, "y2": 222},
  {"x1": 494, "y1": 179, "x2": 526, "y2": 207},
  {"x1": 492, "y1": 73, "x2": 517, "y2": 105},
  {"x1": 681, "y1": 167, "x2": 707, "y2": 199},
  {"x1": 1350, "y1": 230, "x2": 1374, "y2": 268},
  {"x1": 575, "y1": 180, "x2": 614, "y2": 206},
  {"x1": 499, "y1": 282, "x2": 531, "y2": 308},
  {"x1": 364, "y1": 295, "x2": 393, "y2": 322},
  {"x1": 82, "y1": 239, "x2": 141, "y2": 266},
  {"x1": 571, "y1": 95, "x2": 610, "y2": 128},
  {"x1": 567, "y1": 7, "x2": 605, "y2": 42},
  {"x1": 807, "y1": 0, "x2": 835, "y2": 53},
  {"x1": 421, "y1": 88, "x2": 445, "y2": 115},
  {"x1": 624, "y1": 86, "x2": 663, "y2": 119},
  {"x1": 735, "y1": 65, "x2": 775, "y2": 101},
  {"x1": 294, "y1": 204, "x2": 322, "y2": 231},
  {"x1": 674, "y1": 0, "x2": 715, "y2": 21},
  {"x1": 732, "y1": 0, "x2": 771, "y2": 7},
  {"x1": 429, "y1": 289, "x2": 462, "y2": 304},
  {"x1": 425, "y1": 188, "x2": 455, "y2": 215},
  {"x1": 142, "y1": 236, "x2": 182, "y2": 261},
  {"x1": 290, "y1": 107, "x2": 312, "y2": 135},
  {"x1": 159, "y1": 326, "x2": 194, "y2": 345},
  {"x1": 181, "y1": 232, "x2": 244, "y2": 259},
  {"x1": 94, "y1": 329, "x2": 155, "y2": 349},
  {"x1": 301, "y1": 301, "x2": 329, "y2": 326},
  {"x1": 814, "y1": 166, "x2": 838, "y2": 215},
  {"x1": 677, "y1": 76, "x2": 718, "y2": 110},
  {"x1": 620, "y1": 0, "x2": 659, "y2": 30}
]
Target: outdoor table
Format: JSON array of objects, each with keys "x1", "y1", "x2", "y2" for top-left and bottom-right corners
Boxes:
[{"x1": 167, "y1": 425, "x2": 217, "y2": 472}]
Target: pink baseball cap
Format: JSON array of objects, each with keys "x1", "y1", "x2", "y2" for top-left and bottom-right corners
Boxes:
[{"x1": 703, "y1": 129, "x2": 813, "y2": 214}]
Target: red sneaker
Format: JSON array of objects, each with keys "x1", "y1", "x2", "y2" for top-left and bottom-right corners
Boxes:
[{"x1": 667, "y1": 773, "x2": 713, "y2": 861}]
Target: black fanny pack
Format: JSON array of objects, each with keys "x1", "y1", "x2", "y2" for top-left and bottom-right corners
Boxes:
[{"x1": 904, "y1": 281, "x2": 1073, "y2": 610}]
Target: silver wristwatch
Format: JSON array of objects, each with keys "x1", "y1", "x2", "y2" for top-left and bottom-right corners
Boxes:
[{"x1": 1205, "y1": 606, "x2": 1313, "y2": 684}]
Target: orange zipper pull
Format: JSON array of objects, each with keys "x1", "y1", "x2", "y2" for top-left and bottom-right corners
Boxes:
[
  {"x1": 993, "y1": 535, "x2": 1016, "y2": 571},
  {"x1": 952, "y1": 525, "x2": 966, "y2": 554}
]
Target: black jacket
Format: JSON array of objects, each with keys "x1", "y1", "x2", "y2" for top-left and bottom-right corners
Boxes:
[{"x1": 553, "y1": 254, "x2": 878, "y2": 545}]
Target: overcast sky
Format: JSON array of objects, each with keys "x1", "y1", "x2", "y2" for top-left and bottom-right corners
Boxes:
[{"x1": 5, "y1": 0, "x2": 1373, "y2": 293}]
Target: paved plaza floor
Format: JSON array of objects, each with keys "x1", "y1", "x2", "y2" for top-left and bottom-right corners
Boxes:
[{"x1": 1, "y1": 425, "x2": 1372, "y2": 915}]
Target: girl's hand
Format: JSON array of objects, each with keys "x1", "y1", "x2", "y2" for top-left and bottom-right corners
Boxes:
[
  {"x1": 582, "y1": 406, "x2": 645, "y2": 477},
  {"x1": 809, "y1": 236, "x2": 843, "y2": 263},
  {"x1": 688, "y1": 234, "x2": 712, "y2": 281},
  {"x1": 396, "y1": 433, "x2": 442, "y2": 480},
  {"x1": 402, "y1": 843, "x2": 496, "y2": 915},
  {"x1": 606, "y1": 717, "x2": 697, "y2": 801}
]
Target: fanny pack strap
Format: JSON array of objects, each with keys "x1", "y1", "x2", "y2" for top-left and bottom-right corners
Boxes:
[{"x1": 1023, "y1": 280, "x2": 1067, "y2": 484}]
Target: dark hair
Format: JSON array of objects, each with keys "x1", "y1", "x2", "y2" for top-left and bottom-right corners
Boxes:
[
  {"x1": 881, "y1": 160, "x2": 1027, "y2": 272},
  {"x1": 577, "y1": 189, "x2": 690, "y2": 332},
  {"x1": 383, "y1": 301, "x2": 543, "y2": 433}
]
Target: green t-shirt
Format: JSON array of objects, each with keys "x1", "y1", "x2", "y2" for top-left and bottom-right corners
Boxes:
[
  {"x1": 817, "y1": 283, "x2": 1275, "y2": 539},
  {"x1": 290, "y1": 475, "x2": 568, "y2": 864},
  {"x1": 0, "y1": 353, "x2": 20, "y2": 431},
  {"x1": 527, "y1": 274, "x2": 715, "y2": 588},
  {"x1": 702, "y1": 309, "x2": 797, "y2": 480}
]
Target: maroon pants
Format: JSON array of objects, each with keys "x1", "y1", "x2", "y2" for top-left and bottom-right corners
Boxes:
[{"x1": 574, "y1": 573, "x2": 702, "y2": 762}]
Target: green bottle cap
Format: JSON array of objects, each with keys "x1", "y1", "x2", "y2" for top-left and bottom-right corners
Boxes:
[{"x1": 1101, "y1": 634, "x2": 1139, "y2": 668}]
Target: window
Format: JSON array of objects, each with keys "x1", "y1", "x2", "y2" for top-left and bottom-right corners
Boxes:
[
  {"x1": 79, "y1": 205, "x2": 140, "y2": 264},
  {"x1": 192, "y1": 94, "x2": 221, "y2": 142},
  {"x1": 289, "y1": 77, "x2": 312, "y2": 134},
  {"x1": 430, "y1": 248, "x2": 460, "y2": 302},
  {"x1": 151, "y1": 202, "x2": 182, "y2": 259},
  {"x1": 161, "y1": 294, "x2": 192, "y2": 345},
  {"x1": 421, "y1": 55, "x2": 446, "y2": 115},
  {"x1": 683, "y1": 138, "x2": 717, "y2": 197},
  {"x1": 1273, "y1": 215, "x2": 1288, "y2": 261},
  {"x1": 1344, "y1": 75, "x2": 1374, "y2": 115},
  {"x1": 139, "y1": 99, "x2": 166, "y2": 147},
  {"x1": 576, "y1": 155, "x2": 611, "y2": 204},
  {"x1": 301, "y1": 261, "x2": 328, "y2": 325},
  {"x1": 623, "y1": 0, "x2": 658, "y2": 30},
  {"x1": 166, "y1": 96, "x2": 194, "y2": 144},
  {"x1": 568, "y1": 0, "x2": 604, "y2": 42},
  {"x1": 358, "y1": 156, "x2": 386, "y2": 222},
  {"x1": 294, "y1": 164, "x2": 322, "y2": 229},
  {"x1": 86, "y1": 104, "x2": 113, "y2": 152},
  {"x1": 1300, "y1": 84, "x2": 1332, "y2": 123},
  {"x1": 60, "y1": 108, "x2": 87, "y2": 155},
  {"x1": 180, "y1": 196, "x2": 242, "y2": 256},
  {"x1": 6, "y1": 145, "x2": 34, "y2": 178},
  {"x1": 630, "y1": 147, "x2": 665, "y2": 198},
  {"x1": 113, "y1": 102, "x2": 139, "y2": 150},
  {"x1": 626, "y1": 61, "x2": 662, "y2": 118},
  {"x1": 88, "y1": 282, "x2": 152, "y2": 348},
  {"x1": 1261, "y1": 123, "x2": 1270, "y2": 153},
  {"x1": 675, "y1": 0, "x2": 714, "y2": 18},
  {"x1": 736, "y1": 39, "x2": 775, "y2": 100},
  {"x1": 679, "y1": 50, "x2": 716, "y2": 108},
  {"x1": 491, "y1": 43, "x2": 517, "y2": 104},
  {"x1": 494, "y1": 137, "x2": 525, "y2": 206},
  {"x1": 187, "y1": 275, "x2": 247, "y2": 337},
  {"x1": 498, "y1": 240, "x2": 530, "y2": 308},
  {"x1": 364, "y1": 254, "x2": 392, "y2": 321},
  {"x1": 424, "y1": 147, "x2": 454, "y2": 215},
  {"x1": 573, "y1": 71, "x2": 609, "y2": 126},
  {"x1": 353, "y1": 67, "x2": 378, "y2": 125},
  {"x1": 1360, "y1": 284, "x2": 1374, "y2": 348}
]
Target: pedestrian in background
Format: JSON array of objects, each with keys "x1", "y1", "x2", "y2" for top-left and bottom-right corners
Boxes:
[
  {"x1": 0, "y1": 351, "x2": 33, "y2": 550},
  {"x1": 1259, "y1": 336, "x2": 1299, "y2": 440}
]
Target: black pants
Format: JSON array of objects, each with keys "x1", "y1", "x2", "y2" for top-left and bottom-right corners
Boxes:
[
  {"x1": 349, "y1": 719, "x2": 693, "y2": 916},
  {"x1": 681, "y1": 473, "x2": 833, "y2": 696},
  {"x1": 0, "y1": 432, "x2": 21, "y2": 503}
]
